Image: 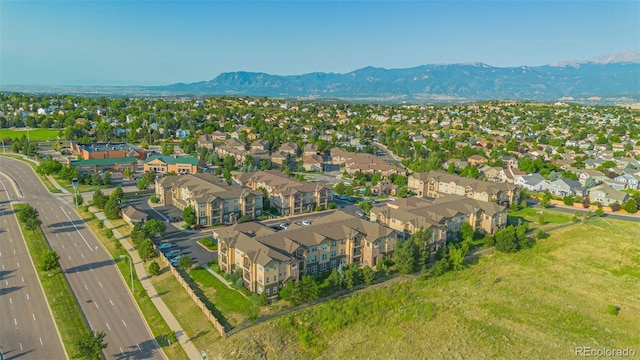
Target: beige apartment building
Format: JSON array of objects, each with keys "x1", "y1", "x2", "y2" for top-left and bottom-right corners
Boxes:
[
  {"x1": 408, "y1": 170, "x2": 520, "y2": 207},
  {"x1": 370, "y1": 195, "x2": 508, "y2": 247},
  {"x1": 155, "y1": 173, "x2": 262, "y2": 225},
  {"x1": 330, "y1": 148, "x2": 407, "y2": 177},
  {"x1": 233, "y1": 170, "x2": 333, "y2": 215},
  {"x1": 215, "y1": 211, "x2": 396, "y2": 297}
]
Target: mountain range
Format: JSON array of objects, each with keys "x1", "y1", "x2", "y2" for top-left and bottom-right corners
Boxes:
[{"x1": 156, "y1": 51, "x2": 639, "y2": 103}]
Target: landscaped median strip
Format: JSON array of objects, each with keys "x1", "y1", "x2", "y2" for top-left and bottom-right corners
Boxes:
[{"x1": 13, "y1": 203, "x2": 87, "y2": 359}]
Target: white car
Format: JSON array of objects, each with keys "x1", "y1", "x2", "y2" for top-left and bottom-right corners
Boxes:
[
  {"x1": 388, "y1": 196, "x2": 398, "y2": 201},
  {"x1": 301, "y1": 220, "x2": 311, "y2": 226}
]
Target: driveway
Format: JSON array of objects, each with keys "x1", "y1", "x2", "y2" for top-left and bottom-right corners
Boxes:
[{"x1": 125, "y1": 195, "x2": 216, "y2": 266}]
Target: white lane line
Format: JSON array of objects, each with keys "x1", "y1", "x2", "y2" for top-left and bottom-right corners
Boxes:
[
  {"x1": 98, "y1": 282, "x2": 103, "y2": 288},
  {"x1": 26, "y1": 293, "x2": 30, "y2": 300},
  {"x1": 16, "y1": 261, "x2": 19, "y2": 268},
  {"x1": 14, "y1": 318, "x2": 17, "y2": 326},
  {"x1": 68, "y1": 255, "x2": 71, "y2": 261},
  {"x1": 20, "y1": 343, "x2": 23, "y2": 351},
  {"x1": 0, "y1": 252, "x2": 2, "y2": 257},
  {"x1": 44, "y1": 215, "x2": 48, "y2": 220},
  {"x1": 81, "y1": 253, "x2": 84, "y2": 259},
  {"x1": 55, "y1": 234, "x2": 59, "y2": 238},
  {"x1": 9, "y1": 297, "x2": 12, "y2": 304},
  {"x1": 1, "y1": 264, "x2": 4, "y2": 269},
  {"x1": 95, "y1": 302, "x2": 99, "y2": 309},
  {"x1": 90, "y1": 267, "x2": 93, "y2": 272},
  {"x1": 60, "y1": 206, "x2": 93, "y2": 251},
  {"x1": 122, "y1": 319, "x2": 127, "y2": 327},
  {"x1": 61, "y1": 243, "x2": 65, "y2": 248},
  {"x1": 4, "y1": 280, "x2": 8, "y2": 286},
  {"x1": 51, "y1": 207, "x2": 54, "y2": 212},
  {"x1": 10, "y1": 238, "x2": 12, "y2": 242},
  {"x1": 21, "y1": 277, "x2": 24, "y2": 282},
  {"x1": 40, "y1": 337, "x2": 43, "y2": 345},
  {"x1": 120, "y1": 348, "x2": 125, "y2": 356},
  {"x1": 84, "y1": 284, "x2": 88, "y2": 290},
  {"x1": 32, "y1": 314, "x2": 35, "y2": 321},
  {"x1": 74, "y1": 242, "x2": 77, "y2": 246},
  {"x1": 13, "y1": 249, "x2": 16, "y2": 255},
  {"x1": 106, "y1": 322, "x2": 111, "y2": 330},
  {"x1": 109, "y1": 299, "x2": 114, "y2": 306},
  {"x1": 137, "y1": 344, "x2": 142, "y2": 352}
]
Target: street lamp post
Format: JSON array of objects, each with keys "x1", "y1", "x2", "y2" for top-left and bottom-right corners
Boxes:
[
  {"x1": 72, "y1": 178, "x2": 79, "y2": 209},
  {"x1": 119, "y1": 255, "x2": 134, "y2": 292}
]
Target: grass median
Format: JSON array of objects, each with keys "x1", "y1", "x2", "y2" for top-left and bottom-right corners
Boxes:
[
  {"x1": 13, "y1": 203, "x2": 88, "y2": 359},
  {"x1": 77, "y1": 206, "x2": 189, "y2": 360}
]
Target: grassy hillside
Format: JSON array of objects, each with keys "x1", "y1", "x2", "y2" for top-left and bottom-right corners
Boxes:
[{"x1": 215, "y1": 217, "x2": 640, "y2": 359}]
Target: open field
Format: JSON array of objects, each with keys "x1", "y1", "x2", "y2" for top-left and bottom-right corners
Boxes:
[
  {"x1": 0, "y1": 128, "x2": 60, "y2": 141},
  {"x1": 215, "y1": 217, "x2": 640, "y2": 359}
]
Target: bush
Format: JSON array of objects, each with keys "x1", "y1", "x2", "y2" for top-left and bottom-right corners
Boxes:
[
  {"x1": 606, "y1": 304, "x2": 620, "y2": 315},
  {"x1": 167, "y1": 331, "x2": 177, "y2": 344},
  {"x1": 563, "y1": 196, "x2": 574, "y2": 206},
  {"x1": 148, "y1": 261, "x2": 160, "y2": 276},
  {"x1": 97, "y1": 220, "x2": 104, "y2": 229},
  {"x1": 595, "y1": 207, "x2": 605, "y2": 217},
  {"x1": 483, "y1": 234, "x2": 495, "y2": 247},
  {"x1": 150, "y1": 194, "x2": 159, "y2": 203},
  {"x1": 611, "y1": 202, "x2": 621, "y2": 212},
  {"x1": 104, "y1": 228, "x2": 114, "y2": 239},
  {"x1": 536, "y1": 229, "x2": 549, "y2": 240}
]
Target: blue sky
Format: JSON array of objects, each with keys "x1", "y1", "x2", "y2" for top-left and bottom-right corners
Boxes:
[{"x1": 1, "y1": 1, "x2": 638, "y2": 86}]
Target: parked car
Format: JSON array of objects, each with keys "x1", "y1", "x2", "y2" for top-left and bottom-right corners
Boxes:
[
  {"x1": 170, "y1": 255, "x2": 182, "y2": 266},
  {"x1": 157, "y1": 243, "x2": 174, "y2": 250},
  {"x1": 301, "y1": 220, "x2": 311, "y2": 226},
  {"x1": 164, "y1": 249, "x2": 180, "y2": 258},
  {"x1": 388, "y1": 196, "x2": 397, "y2": 201}
]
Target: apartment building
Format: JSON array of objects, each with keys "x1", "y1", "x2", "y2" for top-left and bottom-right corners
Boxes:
[
  {"x1": 330, "y1": 148, "x2": 407, "y2": 177},
  {"x1": 215, "y1": 210, "x2": 396, "y2": 297},
  {"x1": 155, "y1": 173, "x2": 262, "y2": 225},
  {"x1": 408, "y1": 170, "x2": 519, "y2": 207},
  {"x1": 233, "y1": 170, "x2": 333, "y2": 215},
  {"x1": 371, "y1": 195, "x2": 507, "y2": 247}
]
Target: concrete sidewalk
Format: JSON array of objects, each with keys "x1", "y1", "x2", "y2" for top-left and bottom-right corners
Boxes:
[{"x1": 89, "y1": 207, "x2": 203, "y2": 359}]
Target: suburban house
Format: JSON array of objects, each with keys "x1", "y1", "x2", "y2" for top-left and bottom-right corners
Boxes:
[
  {"x1": 478, "y1": 165, "x2": 502, "y2": 182},
  {"x1": 588, "y1": 184, "x2": 630, "y2": 206},
  {"x1": 301, "y1": 154, "x2": 324, "y2": 172},
  {"x1": 68, "y1": 157, "x2": 138, "y2": 173},
  {"x1": 121, "y1": 205, "x2": 148, "y2": 227},
  {"x1": 516, "y1": 173, "x2": 548, "y2": 192},
  {"x1": 548, "y1": 178, "x2": 585, "y2": 197},
  {"x1": 614, "y1": 173, "x2": 640, "y2": 190},
  {"x1": 143, "y1": 155, "x2": 202, "y2": 175},
  {"x1": 215, "y1": 210, "x2": 397, "y2": 297},
  {"x1": 70, "y1": 142, "x2": 146, "y2": 161},
  {"x1": 155, "y1": 173, "x2": 263, "y2": 225},
  {"x1": 467, "y1": 155, "x2": 488, "y2": 166},
  {"x1": 370, "y1": 195, "x2": 508, "y2": 245},
  {"x1": 500, "y1": 167, "x2": 526, "y2": 184},
  {"x1": 408, "y1": 170, "x2": 519, "y2": 207},
  {"x1": 303, "y1": 143, "x2": 318, "y2": 156},
  {"x1": 330, "y1": 148, "x2": 407, "y2": 177},
  {"x1": 371, "y1": 180, "x2": 399, "y2": 196},
  {"x1": 577, "y1": 169, "x2": 608, "y2": 186},
  {"x1": 232, "y1": 170, "x2": 332, "y2": 215},
  {"x1": 278, "y1": 142, "x2": 300, "y2": 156}
]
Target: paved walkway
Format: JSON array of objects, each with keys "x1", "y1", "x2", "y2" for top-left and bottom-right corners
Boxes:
[{"x1": 89, "y1": 207, "x2": 203, "y2": 360}]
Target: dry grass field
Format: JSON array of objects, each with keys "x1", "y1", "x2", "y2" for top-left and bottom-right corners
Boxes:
[{"x1": 214, "y1": 217, "x2": 640, "y2": 359}]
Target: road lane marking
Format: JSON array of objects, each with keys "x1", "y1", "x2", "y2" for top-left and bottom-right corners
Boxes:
[
  {"x1": 95, "y1": 302, "x2": 99, "y2": 309},
  {"x1": 137, "y1": 344, "x2": 142, "y2": 352},
  {"x1": 32, "y1": 314, "x2": 35, "y2": 321},
  {"x1": 45, "y1": 215, "x2": 48, "y2": 220},
  {"x1": 81, "y1": 253, "x2": 84, "y2": 259},
  {"x1": 16, "y1": 261, "x2": 19, "y2": 267},
  {"x1": 122, "y1": 319, "x2": 127, "y2": 327},
  {"x1": 109, "y1": 299, "x2": 114, "y2": 306},
  {"x1": 74, "y1": 242, "x2": 77, "y2": 246},
  {"x1": 60, "y1": 206, "x2": 93, "y2": 251},
  {"x1": 106, "y1": 322, "x2": 111, "y2": 330},
  {"x1": 4, "y1": 280, "x2": 8, "y2": 286},
  {"x1": 61, "y1": 243, "x2": 64, "y2": 248},
  {"x1": 68, "y1": 255, "x2": 71, "y2": 260},
  {"x1": 84, "y1": 284, "x2": 88, "y2": 290},
  {"x1": 120, "y1": 348, "x2": 125, "y2": 356},
  {"x1": 90, "y1": 267, "x2": 93, "y2": 272},
  {"x1": 98, "y1": 282, "x2": 103, "y2": 288},
  {"x1": 10, "y1": 238, "x2": 12, "y2": 242},
  {"x1": 40, "y1": 337, "x2": 43, "y2": 345},
  {"x1": 56, "y1": 234, "x2": 59, "y2": 238},
  {"x1": 9, "y1": 297, "x2": 12, "y2": 304},
  {"x1": 26, "y1": 293, "x2": 30, "y2": 300},
  {"x1": 21, "y1": 277, "x2": 24, "y2": 282},
  {"x1": 14, "y1": 318, "x2": 17, "y2": 325},
  {"x1": 13, "y1": 249, "x2": 16, "y2": 255},
  {"x1": 1, "y1": 264, "x2": 4, "y2": 269},
  {"x1": 20, "y1": 343, "x2": 23, "y2": 351}
]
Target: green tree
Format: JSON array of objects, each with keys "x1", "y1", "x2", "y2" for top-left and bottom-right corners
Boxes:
[
  {"x1": 327, "y1": 268, "x2": 343, "y2": 290},
  {"x1": 41, "y1": 250, "x2": 61, "y2": 272},
  {"x1": 460, "y1": 222, "x2": 474, "y2": 242},
  {"x1": 448, "y1": 245, "x2": 465, "y2": 271},
  {"x1": 18, "y1": 204, "x2": 39, "y2": 224},
  {"x1": 75, "y1": 330, "x2": 108, "y2": 360},
  {"x1": 182, "y1": 205, "x2": 196, "y2": 226},
  {"x1": 622, "y1": 199, "x2": 638, "y2": 213},
  {"x1": 138, "y1": 239, "x2": 156, "y2": 260},
  {"x1": 540, "y1": 192, "x2": 551, "y2": 208},
  {"x1": 74, "y1": 193, "x2": 84, "y2": 206},
  {"x1": 148, "y1": 261, "x2": 160, "y2": 276},
  {"x1": 104, "y1": 197, "x2": 121, "y2": 220},
  {"x1": 394, "y1": 238, "x2": 418, "y2": 274},
  {"x1": 92, "y1": 189, "x2": 107, "y2": 209},
  {"x1": 595, "y1": 207, "x2": 605, "y2": 217},
  {"x1": 144, "y1": 219, "x2": 166, "y2": 237},
  {"x1": 109, "y1": 186, "x2": 124, "y2": 201},
  {"x1": 123, "y1": 167, "x2": 132, "y2": 179},
  {"x1": 136, "y1": 178, "x2": 149, "y2": 190},
  {"x1": 494, "y1": 225, "x2": 518, "y2": 253},
  {"x1": 362, "y1": 266, "x2": 376, "y2": 285},
  {"x1": 298, "y1": 275, "x2": 320, "y2": 303},
  {"x1": 178, "y1": 256, "x2": 193, "y2": 270},
  {"x1": 24, "y1": 216, "x2": 42, "y2": 232}
]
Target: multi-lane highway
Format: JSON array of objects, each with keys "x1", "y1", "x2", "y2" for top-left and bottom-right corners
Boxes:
[
  {"x1": 0, "y1": 175, "x2": 66, "y2": 360},
  {"x1": 0, "y1": 157, "x2": 165, "y2": 359}
]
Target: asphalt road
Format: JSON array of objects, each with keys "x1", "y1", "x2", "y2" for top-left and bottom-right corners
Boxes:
[
  {"x1": 0, "y1": 176, "x2": 66, "y2": 360},
  {"x1": 0, "y1": 157, "x2": 165, "y2": 360}
]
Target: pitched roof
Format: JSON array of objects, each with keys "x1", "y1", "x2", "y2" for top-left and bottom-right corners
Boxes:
[
  {"x1": 144, "y1": 154, "x2": 199, "y2": 165},
  {"x1": 121, "y1": 205, "x2": 147, "y2": 220},
  {"x1": 70, "y1": 157, "x2": 138, "y2": 167}
]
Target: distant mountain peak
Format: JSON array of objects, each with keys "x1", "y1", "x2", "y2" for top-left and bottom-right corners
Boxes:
[{"x1": 550, "y1": 50, "x2": 640, "y2": 67}]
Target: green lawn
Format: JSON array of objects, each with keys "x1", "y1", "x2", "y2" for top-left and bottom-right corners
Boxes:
[
  {"x1": 0, "y1": 128, "x2": 61, "y2": 141},
  {"x1": 189, "y1": 267, "x2": 255, "y2": 328},
  {"x1": 214, "y1": 217, "x2": 640, "y2": 359},
  {"x1": 14, "y1": 204, "x2": 88, "y2": 359},
  {"x1": 508, "y1": 206, "x2": 574, "y2": 227}
]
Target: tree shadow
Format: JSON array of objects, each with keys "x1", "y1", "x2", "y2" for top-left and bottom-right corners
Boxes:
[
  {"x1": 64, "y1": 259, "x2": 115, "y2": 274},
  {"x1": 111, "y1": 338, "x2": 162, "y2": 360},
  {"x1": 0, "y1": 269, "x2": 15, "y2": 280},
  {"x1": 5, "y1": 348, "x2": 34, "y2": 360},
  {"x1": 0, "y1": 286, "x2": 23, "y2": 296}
]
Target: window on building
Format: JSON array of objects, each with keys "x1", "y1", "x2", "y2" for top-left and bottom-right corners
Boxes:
[
  {"x1": 265, "y1": 288, "x2": 270, "y2": 295},
  {"x1": 273, "y1": 286, "x2": 277, "y2": 294},
  {"x1": 273, "y1": 276, "x2": 276, "y2": 282},
  {"x1": 311, "y1": 246, "x2": 317, "y2": 252},
  {"x1": 320, "y1": 263, "x2": 326, "y2": 272},
  {"x1": 310, "y1": 265, "x2": 317, "y2": 274},
  {"x1": 331, "y1": 250, "x2": 336, "y2": 257},
  {"x1": 331, "y1": 240, "x2": 336, "y2": 247},
  {"x1": 321, "y1": 254, "x2": 327, "y2": 261},
  {"x1": 341, "y1": 249, "x2": 345, "y2": 255},
  {"x1": 258, "y1": 276, "x2": 263, "y2": 283},
  {"x1": 330, "y1": 260, "x2": 337, "y2": 268},
  {"x1": 321, "y1": 243, "x2": 328, "y2": 251}
]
